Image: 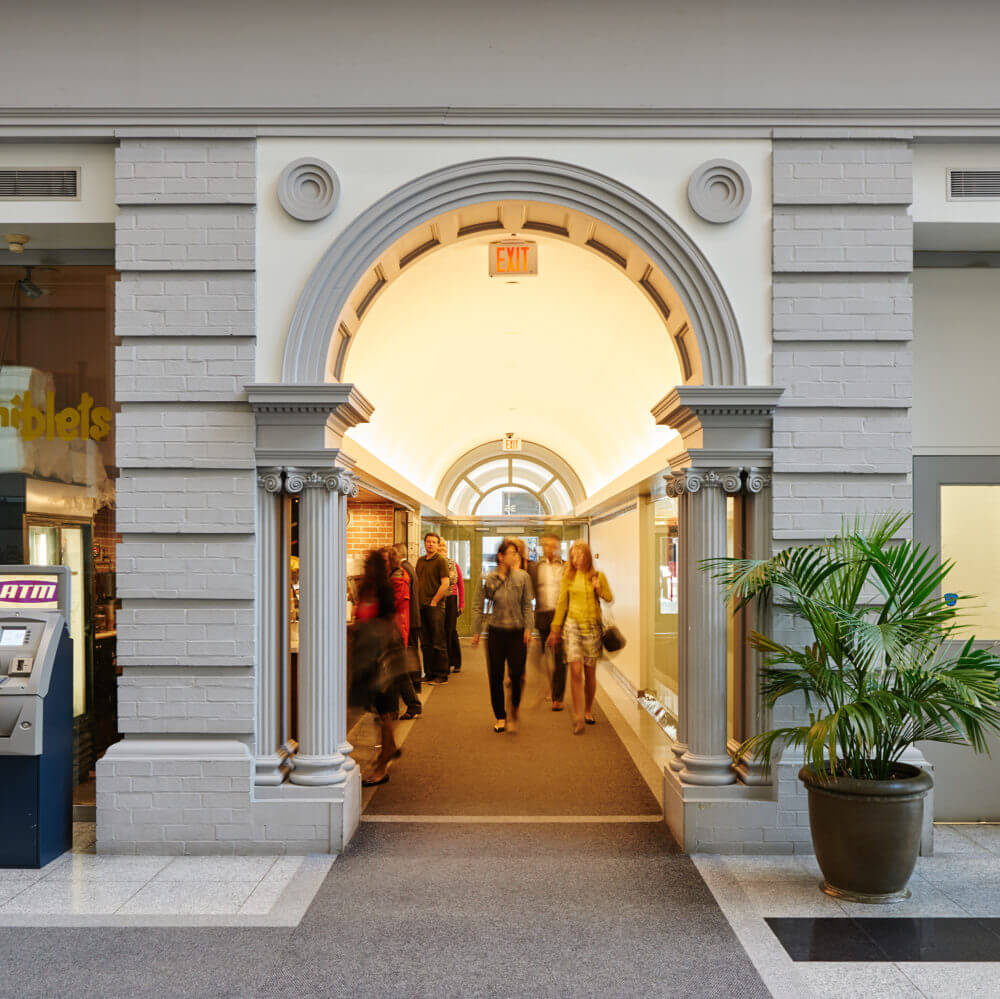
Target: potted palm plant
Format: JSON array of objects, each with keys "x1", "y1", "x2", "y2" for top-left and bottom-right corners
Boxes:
[{"x1": 704, "y1": 513, "x2": 1000, "y2": 903}]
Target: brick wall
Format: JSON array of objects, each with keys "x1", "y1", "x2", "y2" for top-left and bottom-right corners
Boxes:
[
  {"x1": 99, "y1": 136, "x2": 259, "y2": 855},
  {"x1": 346, "y1": 502, "x2": 395, "y2": 559}
]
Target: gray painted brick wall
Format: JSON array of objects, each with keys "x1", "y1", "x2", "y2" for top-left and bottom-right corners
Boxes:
[
  {"x1": 116, "y1": 404, "x2": 255, "y2": 468},
  {"x1": 116, "y1": 138, "x2": 256, "y2": 204},
  {"x1": 116, "y1": 469, "x2": 255, "y2": 533},
  {"x1": 773, "y1": 276, "x2": 911, "y2": 341},
  {"x1": 773, "y1": 140, "x2": 912, "y2": 204},
  {"x1": 116, "y1": 538, "x2": 255, "y2": 600},
  {"x1": 117, "y1": 273, "x2": 254, "y2": 337},
  {"x1": 116, "y1": 338, "x2": 255, "y2": 401},
  {"x1": 117, "y1": 673, "x2": 254, "y2": 733},
  {"x1": 103, "y1": 135, "x2": 263, "y2": 856},
  {"x1": 116, "y1": 207, "x2": 255, "y2": 270},
  {"x1": 773, "y1": 205, "x2": 912, "y2": 272}
]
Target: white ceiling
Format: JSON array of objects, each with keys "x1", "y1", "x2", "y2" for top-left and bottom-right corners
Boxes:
[{"x1": 343, "y1": 234, "x2": 682, "y2": 499}]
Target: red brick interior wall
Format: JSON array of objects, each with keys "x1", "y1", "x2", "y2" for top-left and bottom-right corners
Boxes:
[
  {"x1": 346, "y1": 502, "x2": 395, "y2": 559},
  {"x1": 93, "y1": 502, "x2": 119, "y2": 570}
]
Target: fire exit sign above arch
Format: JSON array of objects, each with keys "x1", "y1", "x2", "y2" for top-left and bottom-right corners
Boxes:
[{"x1": 489, "y1": 240, "x2": 538, "y2": 277}]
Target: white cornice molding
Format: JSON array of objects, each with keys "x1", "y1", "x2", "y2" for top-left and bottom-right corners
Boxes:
[{"x1": 3, "y1": 106, "x2": 1000, "y2": 139}]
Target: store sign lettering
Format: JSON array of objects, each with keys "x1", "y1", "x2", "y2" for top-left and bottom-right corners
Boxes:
[
  {"x1": 0, "y1": 392, "x2": 111, "y2": 442},
  {"x1": 0, "y1": 581, "x2": 57, "y2": 603}
]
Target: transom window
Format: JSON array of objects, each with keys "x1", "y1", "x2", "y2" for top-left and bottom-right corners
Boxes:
[{"x1": 444, "y1": 456, "x2": 575, "y2": 516}]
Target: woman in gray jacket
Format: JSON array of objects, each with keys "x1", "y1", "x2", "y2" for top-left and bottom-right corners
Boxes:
[{"x1": 472, "y1": 538, "x2": 535, "y2": 732}]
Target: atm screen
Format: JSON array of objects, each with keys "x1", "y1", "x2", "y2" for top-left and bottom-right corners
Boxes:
[{"x1": 0, "y1": 628, "x2": 26, "y2": 647}]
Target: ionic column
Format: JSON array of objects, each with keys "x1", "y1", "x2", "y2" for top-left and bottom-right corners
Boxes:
[
  {"x1": 287, "y1": 466, "x2": 358, "y2": 786},
  {"x1": 254, "y1": 467, "x2": 285, "y2": 786},
  {"x1": 679, "y1": 466, "x2": 742, "y2": 786},
  {"x1": 664, "y1": 474, "x2": 689, "y2": 773},
  {"x1": 735, "y1": 468, "x2": 773, "y2": 785}
]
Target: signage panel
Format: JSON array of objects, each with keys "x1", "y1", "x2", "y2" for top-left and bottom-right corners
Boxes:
[
  {"x1": 489, "y1": 240, "x2": 538, "y2": 277},
  {"x1": 501, "y1": 437, "x2": 522, "y2": 452},
  {"x1": 0, "y1": 575, "x2": 60, "y2": 610}
]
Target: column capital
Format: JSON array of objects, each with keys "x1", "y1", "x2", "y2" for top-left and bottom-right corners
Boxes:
[
  {"x1": 257, "y1": 467, "x2": 284, "y2": 493},
  {"x1": 664, "y1": 466, "x2": 743, "y2": 496},
  {"x1": 744, "y1": 467, "x2": 772, "y2": 494},
  {"x1": 284, "y1": 466, "x2": 359, "y2": 496}
]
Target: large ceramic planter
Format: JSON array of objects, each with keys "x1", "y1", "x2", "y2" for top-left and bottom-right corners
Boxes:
[{"x1": 799, "y1": 763, "x2": 933, "y2": 903}]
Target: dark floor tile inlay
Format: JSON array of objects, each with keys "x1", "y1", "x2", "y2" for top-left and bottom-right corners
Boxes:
[{"x1": 768, "y1": 917, "x2": 1000, "y2": 962}]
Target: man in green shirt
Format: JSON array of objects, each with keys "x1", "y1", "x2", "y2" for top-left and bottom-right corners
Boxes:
[{"x1": 415, "y1": 531, "x2": 451, "y2": 683}]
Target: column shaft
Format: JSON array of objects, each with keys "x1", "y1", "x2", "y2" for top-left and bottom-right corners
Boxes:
[
  {"x1": 254, "y1": 472, "x2": 284, "y2": 785},
  {"x1": 668, "y1": 486, "x2": 689, "y2": 772},
  {"x1": 290, "y1": 475, "x2": 347, "y2": 786},
  {"x1": 736, "y1": 470, "x2": 773, "y2": 785},
  {"x1": 680, "y1": 470, "x2": 738, "y2": 786}
]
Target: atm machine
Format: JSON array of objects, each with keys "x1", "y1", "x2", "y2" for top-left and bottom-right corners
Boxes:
[{"x1": 0, "y1": 565, "x2": 73, "y2": 868}]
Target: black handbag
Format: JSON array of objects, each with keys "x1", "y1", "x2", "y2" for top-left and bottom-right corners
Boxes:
[{"x1": 594, "y1": 575, "x2": 626, "y2": 654}]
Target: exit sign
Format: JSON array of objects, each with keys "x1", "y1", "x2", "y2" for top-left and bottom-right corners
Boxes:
[
  {"x1": 501, "y1": 437, "x2": 522, "y2": 452},
  {"x1": 489, "y1": 240, "x2": 538, "y2": 277}
]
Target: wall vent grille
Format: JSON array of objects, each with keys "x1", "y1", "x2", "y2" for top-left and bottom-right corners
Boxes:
[
  {"x1": 949, "y1": 170, "x2": 1000, "y2": 199},
  {"x1": 0, "y1": 168, "x2": 79, "y2": 199}
]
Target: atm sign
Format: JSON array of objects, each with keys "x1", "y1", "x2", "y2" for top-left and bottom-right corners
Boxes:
[
  {"x1": 0, "y1": 578, "x2": 58, "y2": 609},
  {"x1": 489, "y1": 240, "x2": 538, "y2": 277}
]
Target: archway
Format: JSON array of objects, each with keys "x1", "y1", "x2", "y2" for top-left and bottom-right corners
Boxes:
[{"x1": 281, "y1": 157, "x2": 747, "y2": 389}]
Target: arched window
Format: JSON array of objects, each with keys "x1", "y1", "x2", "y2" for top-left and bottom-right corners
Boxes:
[{"x1": 442, "y1": 453, "x2": 580, "y2": 516}]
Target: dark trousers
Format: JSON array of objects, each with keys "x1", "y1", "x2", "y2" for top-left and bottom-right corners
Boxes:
[
  {"x1": 535, "y1": 609, "x2": 567, "y2": 702},
  {"x1": 486, "y1": 626, "x2": 527, "y2": 720},
  {"x1": 419, "y1": 603, "x2": 449, "y2": 680},
  {"x1": 396, "y1": 666, "x2": 421, "y2": 715},
  {"x1": 444, "y1": 594, "x2": 462, "y2": 672}
]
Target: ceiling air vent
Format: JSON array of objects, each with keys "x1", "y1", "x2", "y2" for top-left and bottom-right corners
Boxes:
[
  {"x1": 948, "y1": 170, "x2": 1000, "y2": 199},
  {"x1": 0, "y1": 168, "x2": 79, "y2": 199}
]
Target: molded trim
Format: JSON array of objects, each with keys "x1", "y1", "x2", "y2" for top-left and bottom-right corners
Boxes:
[{"x1": 280, "y1": 157, "x2": 747, "y2": 387}]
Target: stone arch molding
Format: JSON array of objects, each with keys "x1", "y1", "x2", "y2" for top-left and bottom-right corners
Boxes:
[{"x1": 281, "y1": 157, "x2": 748, "y2": 387}]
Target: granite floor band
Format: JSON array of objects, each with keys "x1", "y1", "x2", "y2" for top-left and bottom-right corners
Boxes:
[{"x1": 768, "y1": 916, "x2": 1000, "y2": 963}]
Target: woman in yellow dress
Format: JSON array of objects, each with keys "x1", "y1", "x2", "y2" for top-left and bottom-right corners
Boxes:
[{"x1": 548, "y1": 541, "x2": 612, "y2": 734}]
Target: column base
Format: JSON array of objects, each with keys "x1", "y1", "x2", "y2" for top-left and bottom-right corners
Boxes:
[
  {"x1": 254, "y1": 754, "x2": 286, "y2": 787},
  {"x1": 679, "y1": 751, "x2": 737, "y2": 786},
  {"x1": 730, "y1": 741, "x2": 771, "y2": 786},
  {"x1": 289, "y1": 753, "x2": 349, "y2": 786},
  {"x1": 668, "y1": 741, "x2": 687, "y2": 773}
]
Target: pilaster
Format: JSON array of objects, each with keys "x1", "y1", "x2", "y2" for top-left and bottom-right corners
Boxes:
[{"x1": 254, "y1": 468, "x2": 284, "y2": 786}]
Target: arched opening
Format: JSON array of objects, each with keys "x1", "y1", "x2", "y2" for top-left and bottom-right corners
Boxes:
[{"x1": 263, "y1": 157, "x2": 771, "y2": 832}]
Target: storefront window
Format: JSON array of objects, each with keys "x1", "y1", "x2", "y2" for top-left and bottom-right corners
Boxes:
[
  {"x1": 726, "y1": 496, "x2": 736, "y2": 745},
  {"x1": 940, "y1": 485, "x2": 1000, "y2": 638},
  {"x1": 647, "y1": 496, "x2": 680, "y2": 719}
]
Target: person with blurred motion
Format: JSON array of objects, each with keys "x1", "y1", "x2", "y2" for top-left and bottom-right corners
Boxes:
[
  {"x1": 384, "y1": 547, "x2": 421, "y2": 720},
  {"x1": 549, "y1": 541, "x2": 613, "y2": 734},
  {"x1": 416, "y1": 531, "x2": 451, "y2": 684},
  {"x1": 394, "y1": 542, "x2": 422, "y2": 691},
  {"x1": 352, "y1": 550, "x2": 409, "y2": 786},
  {"x1": 528, "y1": 532, "x2": 567, "y2": 710},
  {"x1": 437, "y1": 536, "x2": 465, "y2": 674},
  {"x1": 472, "y1": 538, "x2": 534, "y2": 733}
]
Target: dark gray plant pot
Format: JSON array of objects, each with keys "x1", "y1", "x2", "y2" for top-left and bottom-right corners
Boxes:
[{"x1": 799, "y1": 763, "x2": 934, "y2": 904}]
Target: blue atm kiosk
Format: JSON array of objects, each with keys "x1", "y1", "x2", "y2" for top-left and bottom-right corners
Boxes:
[{"x1": 0, "y1": 565, "x2": 73, "y2": 868}]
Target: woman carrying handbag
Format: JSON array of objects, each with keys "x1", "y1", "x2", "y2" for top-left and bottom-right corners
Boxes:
[{"x1": 548, "y1": 541, "x2": 613, "y2": 734}]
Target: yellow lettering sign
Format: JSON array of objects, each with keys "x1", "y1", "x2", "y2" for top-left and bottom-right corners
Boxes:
[{"x1": 0, "y1": 392, "x2": 112, "y2": 442}]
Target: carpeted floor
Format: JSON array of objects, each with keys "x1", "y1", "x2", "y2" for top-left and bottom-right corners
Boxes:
[
  {"x1": 365, "y1": 645, "x2": 662, "y2": 816},
  {"x1": 0, "y1": 645, "x2": 771, "y2": 998}
]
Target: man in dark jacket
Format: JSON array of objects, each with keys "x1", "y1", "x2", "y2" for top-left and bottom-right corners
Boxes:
[
  {"x1": 415, "y1": 532, "x2": 451, "y2": 684},
  {"x1": 394, "y1": 542, "x2": 422, "y2": 690}
]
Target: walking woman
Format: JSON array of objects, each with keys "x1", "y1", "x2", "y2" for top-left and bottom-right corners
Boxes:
[
  {"x1": 472, "y1": 538, "x2": 534, "y2": 733},
  {"x1": 384, "y1": 546, "x2": 422, "y2": 720},
  {"x1": 548, "y1": 541, "x2": 613, "y2": 734},
  {"x1": 353, "y1": 550, "x2": 409, "y2": 785}
]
